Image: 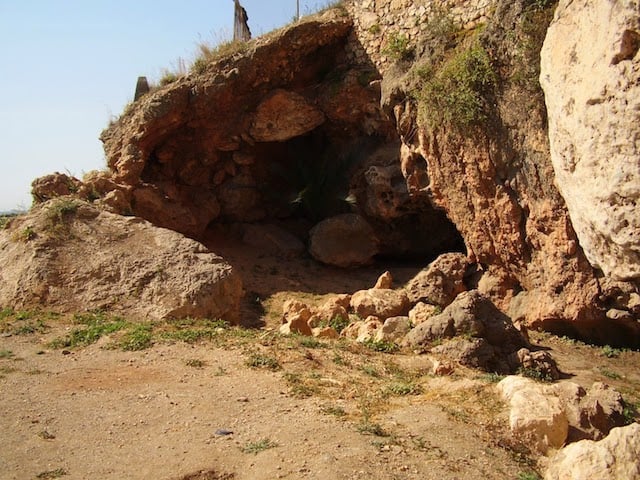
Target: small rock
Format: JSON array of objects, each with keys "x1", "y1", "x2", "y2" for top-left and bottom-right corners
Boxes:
[
  {"x1": 374, "y1": 271, "x2": 393, "y2": 289},
  {"x1": 375, "y1": 316, "x2": 411, "y2": 342}
]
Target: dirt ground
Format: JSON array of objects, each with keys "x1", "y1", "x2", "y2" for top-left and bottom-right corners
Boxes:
[{"x1": 1, "y1": 236, "x2": 639, "y2": 480}]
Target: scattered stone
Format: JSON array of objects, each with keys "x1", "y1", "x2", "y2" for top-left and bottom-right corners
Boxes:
[
  {"x1": 374, "y1": 271, "x2": 393, "y2": 289},
  {"x1": 280, "y1": 300, "x2": 313, "y2": 336},
  {"x1": 31, "y1": 173, "x2": 82, "y2": 203},
  {"x1": 511, "y1": 348, "x2": 560, "y2": 382},
  {"x1": 545, "y1": 423, "x2": 640, "y2": 480},
  {"x1": 375, "y1": 316, "x2": 411, "y2": 343},
  {"x1": 313, "y1": 326, "x2": 339, "y2": 339},
  {"x1": 404, "y1": 253, "x2": 468, "y2": 307},
  {"x1": 308, "y1": 214, "x2": 379, "y2": 268},
  {"x1": 350, "y1": 288, "x2": 410, "y2": 320},
  {"x1": 408, "y1": 302, "x2": 440, "y2": 326},
  {"x1": 431, "y1": 359, "x2": 454, "y2": 376},
  {"x1": 404, "y1": 291, "x2": 528, "y2": 373}
]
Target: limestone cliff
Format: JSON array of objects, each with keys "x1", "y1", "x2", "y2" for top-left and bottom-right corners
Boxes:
[{"x1": 29, "y1": 0, "x2": 640, "y2": 346}]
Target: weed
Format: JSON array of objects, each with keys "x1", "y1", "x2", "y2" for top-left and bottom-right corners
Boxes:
[
  {"x1": 416, "y1": 41, "x2": 496, "y2": 131},
  {"x1": 185, "y1": 359, "x2": 206, "y2": 368},
  {"x1": 518, "y1": 367, "x2": 555, "y2": 383},
  {"x1": 13, "y1": 225, "x2": 36, "y2": 242},
  {"x1": 46, "y1": 198, "x2": 80, "y2": 226},
  {"x1": 284, "y1": 372, "x2": 319, "y2": 398},
  {"x1": 299, "y1": 337, "x2": 325, "y2": 349},
  {"x1": 191, "y1": 40, "x2": 249, "y2": 74},
  {"x1": 601, "y1": 345, "x2": 622, "y2": 358},
  {"x1": 49, "y1": 311, "x2": 127, "y2": 349},
  {"x1": 477, "y1": 373, "x2": 506, "y2": 383},
  {"x1": 0, "y1": 215, "x2": 12, "y2": 229},
  {"x1": 368, "y1": 24, "x2": 381, "y2": 35},
  {"x1": 119, "y1": 324, "x2": 153, "y2": 351},
  {"x1": 599, "y1": 368, "x2": 622, "y2": 380},
  {"x1": 38, "y1": 430, "x2": 56, "y2": 440},
  {"x1": 246, "y1": 353, "x2": 281, "y2": 371},
  {"x1": 385, "y1": 381, "x2": 423, "y2": 396},
  {"x1": 36, "y1": 469, "x2": 68, "y2": 479},
  {"x1": 622, "y1": 399, "x2": 639, "y2": 425},
  {"x1": 357, "y1": 421, "x2": 389, "y2": 437},
  {"x1": 517, "y1": 471, "x2": 541, "y2": 480},
  {"x1": 321, "y1": 405, "x2": 346, "y2": 417},
  {"x1": 361, "y1": 365, "x2": 380, "y2": 377},
  {"x1": 0, "y1": 349, "x2": 14, "y2": 359},
  {"x1": 242, "y1": 438, "x2": 278, "y2": 454},
  {"x1": 424, "y1": 5, "x2": 457, "y2": 42},
  {"x1": 383, "y1": 32, "x2": 413, "y2": 61},
  {"x1": 331, "y1": 352, "x2": 348, "y2": 366},
  {"x1": 363, "y1": 339, "x2": 399, "y2": 353}
]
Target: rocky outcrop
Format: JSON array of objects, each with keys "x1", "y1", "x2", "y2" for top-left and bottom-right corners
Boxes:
[
  {"x1": 404, "y1": 290, "x2": 530, "y2": 373},
  {"x1": 545, "y1": 423, "x2": 640, "y2": 480},
  {"x1": 0, "y1": 199, "x2": 242, "y2": 321},
  {"x1": 498, "y1": 376, "x2": 630, "y2": 455},
  {"x1": 540, "y1": 0, "x2": 640, "y2": 281}
]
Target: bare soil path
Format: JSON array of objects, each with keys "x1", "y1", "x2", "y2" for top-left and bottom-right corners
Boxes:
[{"x1": 1, "y1": 240, "x2": 638, "y2": 480}]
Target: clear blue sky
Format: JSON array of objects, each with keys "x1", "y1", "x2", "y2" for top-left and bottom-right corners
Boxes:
[{"x1": 0, "y1": 0, "x2": 328, "y2": 212}]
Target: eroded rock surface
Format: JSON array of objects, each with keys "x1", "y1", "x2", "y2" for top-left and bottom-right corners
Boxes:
[
  {"x1": 0, "y1": 199, "x2": 242, "y2": 322},
  {"x1": 540, "y1": 0, "x2": 640, "y2": 281}
]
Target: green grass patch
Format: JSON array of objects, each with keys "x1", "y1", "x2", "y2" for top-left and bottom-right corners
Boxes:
[
  {"x1": 245, "y1": 353, "x2": 281, "y2": 371},
  {"x1": 383, "y1": 32, "x2": 413, "y2": 61},
  {"x1": 599, "y1": 368, "x2": 622, "y2": 380},
  {"x1": 241, "y1": 438, "x2": 278, "y2": 454},
  {"x1": 363, "y1": 339, "x2": 399, "y2": 353},
  {"x1": 49, "y1": 311, "x2": 127, "y2": 349},
  {"x1": 0, "y1": 349, "x2": 14, "y2": 359},
  {"x1": 298, "y1": 336, "x2": 325, "y2": 349},
  {"x1": 601, "y1": 345, "x2": 622, "y2": 358},
  {"x1": 118, "y1": 323, "x2": 153, "y2": 351},
  {"x1": 385, "y1": 381, "x2": 423, "y2": 396}
]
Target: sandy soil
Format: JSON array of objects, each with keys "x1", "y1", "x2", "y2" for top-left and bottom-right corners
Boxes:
[{"x1": 1, "y1": 237, "x2": 638, "y2": 480}]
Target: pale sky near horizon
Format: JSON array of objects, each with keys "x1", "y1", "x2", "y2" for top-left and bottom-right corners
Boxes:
[{"x1": 0, "y1": 0, "x2": 326, "y2": 212}]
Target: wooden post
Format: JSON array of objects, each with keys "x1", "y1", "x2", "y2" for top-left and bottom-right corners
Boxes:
[{"x1": 233, "y1": 0, "x2": 251, "y2": 42}]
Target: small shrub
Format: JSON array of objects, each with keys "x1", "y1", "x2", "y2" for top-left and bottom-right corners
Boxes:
[
  {"x1": 361, "y1": 365, "x2": 380, "y2": 377},
  {"x1": 368, "y1": 24, "x2": 381, "y2": 34},
  {"x1": 321, "y1": 405, "x2": 346, "y2": 417},
  {"x1": 364, "y1": 339, "x2": 399, "y2": 353},
  {"x1": 284, "y1": 372, "x2": 318, "y2": 398},
  {"x1": 416, "y1": 41, "x2": 496, "y2": 131},
  {"x1": 299, "y1": 336, "x2": 324, "y2": 349},
  {"x1": 518, "y1": 367, "x2": 555, "y2": 383},
  {"x1": 14, "y1": 225, "x2": 36, "y2": 242},
  {"x1": 191, "y1": 40, "x2": 249, "y2": 74},
  {"x1": 477, "y1": 373, "x2": 506, "y2": 383},
  {"x1": 246, "y1": 353, "x2": 281, "y2": 371},
  {"x1": 0, "y1": 349, "x2": 14, "y2": 359},
  {"x1": 385, "y1": 381, "x2": 423, "y2": 396},
  {"x1": 601, "y1": 345, "x2": 622, "y2": 358},
  {"x1": 383, "y1": 32, "x2": 413, "y2": 61},
  {"x1": 185, "y1": 359, "x2": 206, "y2": 368},
  {"x1": 46, "y1": 198, "x2": 80, "y2": 225},
  {"x1": 357, "y1": 421, "x2": 389, "y2": 437},
  {"x1": 242, "y1": 438, "x2": 278, "y2": 454}
]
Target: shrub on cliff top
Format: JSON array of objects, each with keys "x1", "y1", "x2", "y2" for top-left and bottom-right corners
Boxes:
[{"x1": 415, "y1": 41, "x2": 496, "y2": 131}]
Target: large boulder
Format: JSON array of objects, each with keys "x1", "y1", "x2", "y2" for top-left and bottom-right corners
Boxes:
[
  {"x1": 308, "y1": 214, "x2": 379, "y2": 267},
  {"x1": 540, "y1": 0, "x2": 640, "y2": 280},
  {"x1": 0, "y1": 200, "x2": 242, "y2": 322},
  {"x1": 545, "y1": 423, "x2": 640, "y2": 480},
  {"x1": 497, "y1": 376, "x2": 569, "y2": 454}
]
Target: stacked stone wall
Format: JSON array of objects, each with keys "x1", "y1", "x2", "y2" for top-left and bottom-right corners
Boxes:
[{"x1": 344, "y1": 0, "x2": 494, "y2": 73}]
